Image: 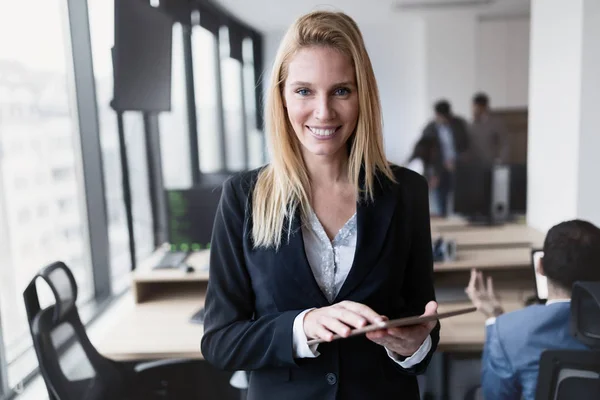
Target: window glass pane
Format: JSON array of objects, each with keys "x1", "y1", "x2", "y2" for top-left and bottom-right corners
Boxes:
[
  {"x1": 159, "y1": 22, "x2": 192, "y2": 189},
  {"x1": 242, "y1": 38, "x2": 264, "y2": 169},
  {"x1": 123, "y1": 112, "x2": 154, "y2": 260},
  {"x1": 88, "y1": 0, "x2": 132, "y2": 287},
  {"x1": 0, "y1": 0, "x2": 91, "y2": 387},
  {"x1": 193, "y1": 26, "x2": 222, "y2": 173}
]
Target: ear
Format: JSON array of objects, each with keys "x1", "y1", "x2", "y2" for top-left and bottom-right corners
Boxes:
[{"x1": 536, "y1": 257, "x2": 546, "y2": 276}]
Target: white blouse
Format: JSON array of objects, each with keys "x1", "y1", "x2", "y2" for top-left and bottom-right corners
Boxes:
[{"x1": 292, "y1": 208, "x2": 431, "y2": 368}]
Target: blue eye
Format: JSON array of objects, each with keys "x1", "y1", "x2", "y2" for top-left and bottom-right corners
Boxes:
[
  {"x1": 296, "y1": 88, "x2": 310, "y2": 96},
  {"x1": 334, "y1": 87, "x2": 351, "y2": 96}
]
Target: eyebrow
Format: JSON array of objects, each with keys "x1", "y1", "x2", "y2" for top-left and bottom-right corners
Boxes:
[{"x1": 288, "y1": 81, "x2": 356, "y2": 88}]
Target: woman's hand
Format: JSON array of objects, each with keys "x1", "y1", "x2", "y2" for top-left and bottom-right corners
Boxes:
[
  {"x1": 366, "y1": 301, "x2": 438, "y2": 357},
  {"x1": 303, "y1": 301, "x2": 385, "y2": 342}
]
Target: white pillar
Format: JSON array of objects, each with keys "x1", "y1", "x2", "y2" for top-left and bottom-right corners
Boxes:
[{"x1": 527, "y1": 0, "x2": 600, "y2": 232}]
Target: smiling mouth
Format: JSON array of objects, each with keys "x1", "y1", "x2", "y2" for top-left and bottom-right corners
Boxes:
[{"x1": 307, "y1": 126, "x2": 340, "y2": 137}]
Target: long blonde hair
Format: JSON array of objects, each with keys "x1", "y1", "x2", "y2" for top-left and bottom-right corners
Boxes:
[{"x1": 252, "y1": 10, "x2": 394, "y2": 249}]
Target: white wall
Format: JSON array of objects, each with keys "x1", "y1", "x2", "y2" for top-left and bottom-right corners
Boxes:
[
  {"x1": 424, "y1": 13, "x2": 477, "y2": 119},
  {"x1": 477, "y1": 18, "x2": 530, "y2": 108},
  {"x1": 576, "y1": 0, "x2": 600, "y2": 226},
  {"x1": 527, "y1": 0, "x2": 600, "y2": 232},
  {"x1": 423, "y1": 14, "x2": 530, "y2": 119}
]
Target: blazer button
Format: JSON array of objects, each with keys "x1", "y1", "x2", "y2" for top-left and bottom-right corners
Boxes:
[{"x1": 325, "y1": 372, "x2": 337, "y2": 385}]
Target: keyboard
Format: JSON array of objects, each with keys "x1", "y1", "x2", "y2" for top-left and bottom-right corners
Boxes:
[
  {"x1": 189, "y1": 307, "x2": 206, "y2": 324},
  {"x1": 153, "y1": 251, "x2": 189, "y2": 269}
]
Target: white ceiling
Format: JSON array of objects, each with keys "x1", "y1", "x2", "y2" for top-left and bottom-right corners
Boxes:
[{"x1": 212, "y1": 0, "x2": 531, "y2": 32}]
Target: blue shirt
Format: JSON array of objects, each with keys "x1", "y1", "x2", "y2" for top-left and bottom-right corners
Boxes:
[{"x1": 436, "y1": 123, "x2": 456, "y2": 163}]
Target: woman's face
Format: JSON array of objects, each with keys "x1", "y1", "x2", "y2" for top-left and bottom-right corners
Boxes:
[{"x1": 283, "y1": 46, "x2": 359, "y2": 160}]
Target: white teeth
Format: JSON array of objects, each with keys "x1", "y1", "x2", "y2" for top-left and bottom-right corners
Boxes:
[{"x1": 309, "y1": 127, "x2": 337, "y2": 136}]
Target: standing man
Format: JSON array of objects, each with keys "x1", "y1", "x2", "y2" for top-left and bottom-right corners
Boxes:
[
  {"x1": 470, "y1": 92, "x2": 509, "y2": 164},
  {"x1": 421, "y1": 100, "x2": 469, "y2": 217}
]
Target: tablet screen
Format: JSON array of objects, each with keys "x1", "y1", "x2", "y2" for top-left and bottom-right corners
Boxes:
[{"x1": 532, "y1": 250, "x2": 548, "y2": 300}]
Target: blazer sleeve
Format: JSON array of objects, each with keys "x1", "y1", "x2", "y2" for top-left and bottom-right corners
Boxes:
[
  {"x1": 481, "y1": 321, "x2": 521, "y2": 400},
  {"x1": 394, "y1": 172, "x2": 440, "y2": 375},
  {"x1": 200, "y1": 177, "x2": 303, "y2": 371}
]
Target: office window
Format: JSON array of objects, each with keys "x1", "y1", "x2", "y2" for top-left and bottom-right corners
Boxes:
[
  {"x1": 123, "y1": 112, "x2": 154, "y2": 261},
  {"x1": 88, "y1": 0, "x2": 132, "y2": 287},
  {"x1": 159, "y1": 22, "x2": 193, "y2": 189},
  {"x1": 219, "y1": 27, "x2": 246, "y2": 172},
  {"x1": 242, "y1": 37, "x2": 265, "y2": 169},
  {"x1": 193, "y1": 25, "x2": 222, "y2": 173},
  {"x1": 0, "y1": 0, "x2": 92, "y2": 387}
]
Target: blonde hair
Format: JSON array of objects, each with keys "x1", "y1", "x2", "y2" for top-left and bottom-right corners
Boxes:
[{"x1": 252, "y1": 10, "x2": 394, "y2": 249}]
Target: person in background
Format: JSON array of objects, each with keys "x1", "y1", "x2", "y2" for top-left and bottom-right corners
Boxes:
[
  {"x1": 470, "y1": 92, "x2": 509, "y2": 164},
  {"x1": 465, "y1": 219, "x2": 600, "y2": 400},
  {"x1": 405, "y1": 137, "x2": 434, "y2": 176},
  {"x1": 405, "y1": 137, "x2": 441, "y2": 216},
  {"x1": 421, "y1": 100, "x2": 469, "y2": 216}
]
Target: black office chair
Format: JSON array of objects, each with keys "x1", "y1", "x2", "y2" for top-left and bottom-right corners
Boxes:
[
  {"x1": 24, "y1": 261, "x2": 238, "y2": 400},
  {"x1": 535, "y1": 281, "x2": 600, "y2": 400}
]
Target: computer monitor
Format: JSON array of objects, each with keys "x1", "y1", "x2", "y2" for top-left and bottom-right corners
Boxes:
[
  {"x1": 509, "y1": 164, "x2": 527, "y2": 214},
  {"x1": 165, "y1": 184, "x2": 223, "y2": 252},
  {"x1": 454, "y1": 161, "x2": 527, "y2": 223},
  {"x1": 453, "y1": 159, "x2": 492, "y2": 221},
  {"x1": 531, "y1": 249, "x2": 548, "y2": 301}
]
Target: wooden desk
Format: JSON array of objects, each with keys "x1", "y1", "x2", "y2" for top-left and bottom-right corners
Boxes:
[
  {"x1": 97, "y1": 231, "x2": 539, "y2": 361},
  {"x1": 97, "y1": 287, "x2": 205, "y2": 361},
  {"x1": 133, "y1": 247, "x2": 210, "y2": 303},
  {"x1": 437, "y1": 289, "x2": 530, "y2": 352},
  {"x1": 97, "y1": 285, "x2": 532, "y2": 361},
  {"x1": 432, "y1": 224, "x2": 544, "y2": 250},
  {"x1": 434, "y1": 247, "x2": 531, "y2": 272},
  {"x1": 430, "y1": 216, "x2": 469, "y2": 231}
]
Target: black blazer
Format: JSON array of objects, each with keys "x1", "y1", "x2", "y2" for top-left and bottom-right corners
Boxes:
[{"x1": 201, "y1": 165, "x2": 439, "y2": 400}]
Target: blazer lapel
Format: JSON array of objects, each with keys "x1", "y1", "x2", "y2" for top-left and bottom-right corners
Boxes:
[
  {"x1": 281, "y1": 208, "x2": 330, "y2": 307},
  {"x1": 334, "y1": 174, "x2": 398, "y2": 302}
]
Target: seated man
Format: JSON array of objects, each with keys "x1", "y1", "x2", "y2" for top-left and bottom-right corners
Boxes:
[{"x1": 466, "y1": 219, "x2": 600, "y2": 400}]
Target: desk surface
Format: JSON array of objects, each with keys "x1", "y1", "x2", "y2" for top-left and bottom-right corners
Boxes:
[
  {"x1": 97, "y1": 223, "x2": 540, "y2": 360},
  {"x1": 433, "y1": 224, "x2": 544, "y2": 250},
  {"x1": 435, "y1": 247, "x2": 531, "y2": 272},
  {"x1": 96, "y1": 288, "x2": 205, "y2": 361},
  {"x1": 96, "y1": 286, "x2": 532, "y2": 361},
  {"x1": 430, "y1": 216, "x2": 469, "y2": 230},
  {"x1": 437, "y1": 289, "x2": 529, "y2": 352}
]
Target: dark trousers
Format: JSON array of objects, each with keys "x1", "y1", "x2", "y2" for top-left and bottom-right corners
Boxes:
[{"x1": 435, "y1": 168, "x2": 453, "y2": 217}]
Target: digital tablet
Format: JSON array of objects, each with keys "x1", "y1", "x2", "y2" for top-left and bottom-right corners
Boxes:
[{"x1": 306, "y1": 306, "x2": 477, "y2": 345}]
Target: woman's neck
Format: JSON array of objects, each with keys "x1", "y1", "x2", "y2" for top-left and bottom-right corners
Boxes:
[{"x1": 303, "y1": 150, "x2": 350, "y2": 187}]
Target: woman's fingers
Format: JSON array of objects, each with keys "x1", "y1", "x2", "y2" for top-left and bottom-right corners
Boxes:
[
  {"x1": 329, "y1": 307, "x2": 368, "y2": 329},
  {"x1": 338, "y1": 301, "x2": 385, "y2": 326},
  {"x1": 314, "y1": 325, "x2": 335, "y2": 342},
  {"x1": 319, "y1": 316, "x2": 353, "y2": 338}
]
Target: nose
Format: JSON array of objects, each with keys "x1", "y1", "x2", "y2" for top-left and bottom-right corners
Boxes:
[{"x1": 314, "y1": 94, "x2": 336, "y2": 121}]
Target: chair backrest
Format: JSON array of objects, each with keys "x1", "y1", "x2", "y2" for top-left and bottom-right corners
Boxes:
[
  {"x1": 23, "y1": 262, "x2": 129, "y2": 400},
  {"x1": 535, "y1": 281, "x2": 600, "y2": 400},
  {"x1": 535, "y1": 350, "x2": 600, "y2": 400}
]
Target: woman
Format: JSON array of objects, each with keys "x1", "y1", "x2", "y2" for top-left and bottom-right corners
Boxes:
[{"x1": 201, "y1": 10, "x2": 439, "y2": 400}]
